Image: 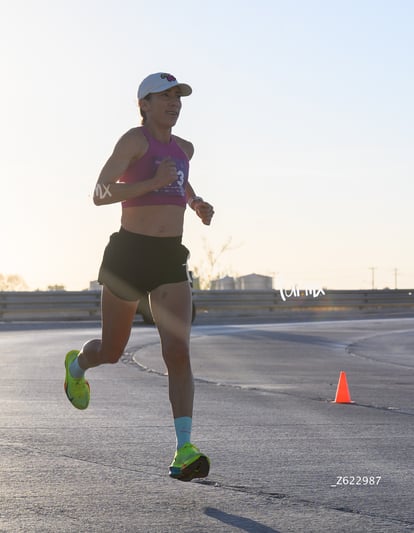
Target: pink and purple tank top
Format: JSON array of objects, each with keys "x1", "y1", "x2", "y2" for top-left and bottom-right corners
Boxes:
[{"x1": 120, "y1": 127, "x2": 189, "y2": 208}]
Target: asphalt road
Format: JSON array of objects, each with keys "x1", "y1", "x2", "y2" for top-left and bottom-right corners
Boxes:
[{"x1": 0, "y1": 317, "x2": 413, "y2": 533}]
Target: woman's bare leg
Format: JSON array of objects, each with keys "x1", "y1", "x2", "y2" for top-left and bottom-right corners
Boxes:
[
  {"x1": 149, "y1": 281, "x2": 193, "y2": 418},
  {"x1": 78, "y1": 285, "x2": 138, "y2": 369}
]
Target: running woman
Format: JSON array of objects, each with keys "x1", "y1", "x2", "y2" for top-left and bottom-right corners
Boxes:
[{"x1": 64, "y1": 72, "x2": 214, "y2": 481}]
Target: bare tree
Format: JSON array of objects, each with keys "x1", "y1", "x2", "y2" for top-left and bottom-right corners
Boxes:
[
  {"x1": 0, "y1": 274, "x2": 28, "y2": 291},
  {"x1": 192, "y1": 237, "x2": 240, "y2": 289},
  {"x1": 47, "y1": 284, "x2": 66, "y2": 291}
]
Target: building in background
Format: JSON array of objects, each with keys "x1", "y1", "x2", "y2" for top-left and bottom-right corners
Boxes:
[
  {"x1": 211, "y1": 274, "x2": 273, "y2": 290},
  {"x1": 210, "y1": 276, "x2": 236, "y2": 290}
]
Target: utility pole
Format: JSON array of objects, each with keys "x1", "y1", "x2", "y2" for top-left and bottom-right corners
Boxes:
[
  {"x1": 394, "y1": 268, "x2": 398, "y2": 290},
  {"x1": 369, "y1": 267, "x2": 376, "y2": 290}
]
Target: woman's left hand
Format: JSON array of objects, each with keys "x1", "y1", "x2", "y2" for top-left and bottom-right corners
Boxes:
[{"x1": 194, "y1": 200, "x2": 214, "y2": 225}]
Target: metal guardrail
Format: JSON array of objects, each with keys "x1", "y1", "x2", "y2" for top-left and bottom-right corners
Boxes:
[
  {"x1": 193, "y1": 289, "x2": 414, "y2": 312},
  {"x1": 1, "y1": 289, "x2": 414, "y2": 322},
  {"x1": 0, "y1": 291, "x2": 101, "y2": 321}
]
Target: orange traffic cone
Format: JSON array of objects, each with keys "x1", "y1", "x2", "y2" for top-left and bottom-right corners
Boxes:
[{"x1": 333, "y1": 371, "x2": 354, "y2": 404}]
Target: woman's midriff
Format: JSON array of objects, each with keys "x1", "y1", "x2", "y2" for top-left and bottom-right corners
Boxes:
[{"x1": 121, "y1": 205, "x2": 186, "y2": 237}]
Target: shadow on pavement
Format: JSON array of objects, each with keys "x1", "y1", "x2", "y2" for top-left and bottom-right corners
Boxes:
[{"x1": 204, "y1": 507, "x2": 280, "y2": 533}]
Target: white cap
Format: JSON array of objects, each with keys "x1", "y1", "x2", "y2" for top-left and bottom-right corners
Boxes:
[{"x1": 137, "y1": 73, "x2": 192, "y2": 99}]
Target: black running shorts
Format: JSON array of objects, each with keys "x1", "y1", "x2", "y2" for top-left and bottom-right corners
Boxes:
[{"x1": 98, "y1": 227, "x2": 190, "y2": 301}]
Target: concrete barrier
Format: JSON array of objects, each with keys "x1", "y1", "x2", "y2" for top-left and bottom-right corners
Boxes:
[{"x1": 1, "y1": 289, "x2": 414, "y2": 322}]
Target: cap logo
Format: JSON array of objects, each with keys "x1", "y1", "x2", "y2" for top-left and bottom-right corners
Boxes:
[{"x1": 160, "y1": 73, "x2": 176, "y2": 82}]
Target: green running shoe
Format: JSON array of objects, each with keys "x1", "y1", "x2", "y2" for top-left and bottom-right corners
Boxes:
[
  {"x1": 64, "y1": 350, "x2": 90, "y2": 410},
  {"x1": 169, "y1": 443, "x2": 210, "y2": 481}
]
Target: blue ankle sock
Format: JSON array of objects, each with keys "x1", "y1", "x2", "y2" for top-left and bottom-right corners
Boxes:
[
  {"x1": 69, "y1": 357, "x2": 85, "y2": 379},
  {"x1": 174, "y1": 417, "x2": 192, "y2": 450}
]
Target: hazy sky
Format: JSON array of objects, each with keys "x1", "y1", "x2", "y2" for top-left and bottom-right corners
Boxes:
[{"x1": 1, "y1": 0, "x2": 413, "y2": 290}]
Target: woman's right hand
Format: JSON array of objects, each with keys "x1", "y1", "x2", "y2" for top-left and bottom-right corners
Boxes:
[{"x1": 153, "y1": 157, "x2": 178, "y2": 189}]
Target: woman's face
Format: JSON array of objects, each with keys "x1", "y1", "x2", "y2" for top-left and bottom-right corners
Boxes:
[{"x1": 141, "y1": 87, "x2": 182, "y2": 127}]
